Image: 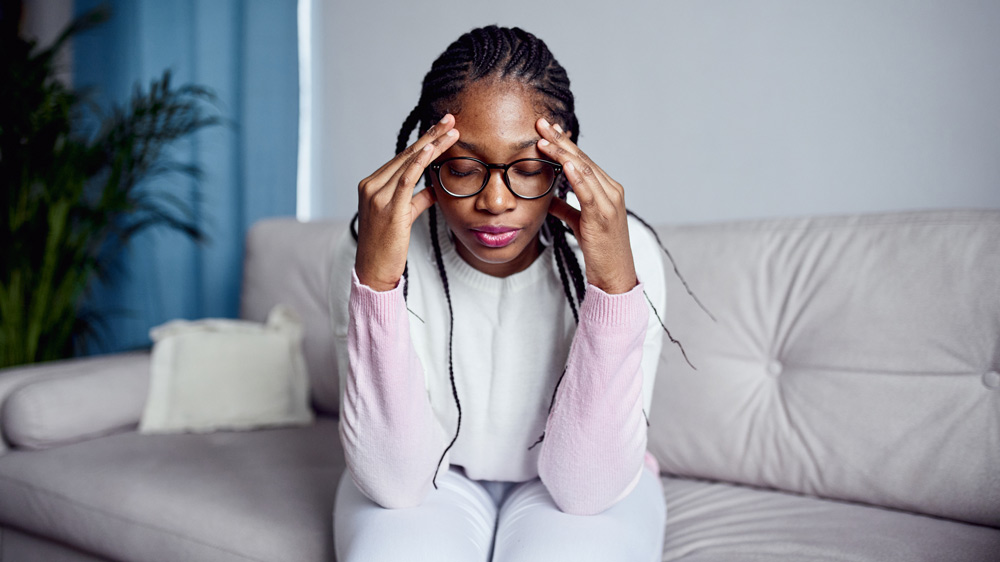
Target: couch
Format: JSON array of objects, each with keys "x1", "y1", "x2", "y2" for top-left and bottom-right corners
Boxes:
[{"x1": 1, "y1": 209, "x2": 998, "y2": 561}]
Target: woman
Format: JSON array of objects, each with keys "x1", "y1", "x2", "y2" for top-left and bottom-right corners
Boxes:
[{"x1": 329, "y1": 25, "x2": 668, "y2": 561}]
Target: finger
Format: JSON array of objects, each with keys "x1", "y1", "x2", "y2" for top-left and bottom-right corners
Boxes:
[
  {"x1": 535, "y1": 117, "x2": 592, "y2": 167},
  {"x1": 382, "y1": 127, "x2": 459, "y2": 201},
  {"x1": 372, "y1": 114, "x2": 457, "y2": 180},
  {"x1": 535, "y1": 117, "x2": 620, "y2": 198},
  {"x1": 548, "y1": 196, "x2": 582, "y2": 234},
  {"x1": 539, "y1": 138, "x2": 609, "y2": 208},
  {"x1": 425, "y1": 126, "x2": 460, "y2": 162},
  {"x1": 389, "y1": 143, "x2": 436, "y2": 205}
]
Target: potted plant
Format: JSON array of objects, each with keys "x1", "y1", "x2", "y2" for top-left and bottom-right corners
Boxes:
[{"x1": 0, "y1": 7, "x2": 220, "y2": 368}]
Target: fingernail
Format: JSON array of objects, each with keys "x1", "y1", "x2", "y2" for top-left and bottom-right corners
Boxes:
[
  {"x1": 538, "y1": 139, "x2": 550, "y2": 147},
  {"x1": 446, "y1": 129, "x2": 458, "y2": 137},
  {"x1": 565, "y1": 161, "x2": 575, "y2": 172},
  {"x1": 553, "y1": 123, "x2": 564, "y2": 133},
  {"x1": 422, "y1": 144, "x2": 432, "y2": 151},
  {"x1": 540, "y1": 118, "x2": 550, "y2": 128},
  {"x1": 440, "y1": 114, "x2": 450, "y2": 124}
]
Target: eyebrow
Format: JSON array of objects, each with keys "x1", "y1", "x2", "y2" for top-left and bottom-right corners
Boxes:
[{"x1": 455, "y1": 138, "x2": 541, "y2": 153}]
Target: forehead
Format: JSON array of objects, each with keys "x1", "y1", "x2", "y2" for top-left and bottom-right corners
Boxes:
[{"x1": 450, "y1": 80, "x2": 544, "y2": 155}]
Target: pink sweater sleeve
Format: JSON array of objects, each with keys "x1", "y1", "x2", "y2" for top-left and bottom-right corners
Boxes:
[
  {"x1": 537, "y1": 282, "x2": 650, "y2": 515},
  {"x1": 340, "y1": 270, "x2": 448, "y2": 509}
]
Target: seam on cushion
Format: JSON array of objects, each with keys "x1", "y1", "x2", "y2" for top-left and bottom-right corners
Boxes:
[
  {"x1": 15, "y1": 422, "x2": 141, "y2": 452},
  {"x1": 0, "y1": 473, "x2": 268, "y2": 562},
  {"x1": 664, "y1": 212, "x2": 1000, "y2": 234},
  {"x1": 700, "y1": 352, "x2": 977, "y2": 378},
  {"x1": 1, "y1": 523, "x2": 116, "y2": 561}
]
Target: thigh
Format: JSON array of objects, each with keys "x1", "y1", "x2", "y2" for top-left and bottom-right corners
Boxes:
[
  {"x1": 492, "y1": 467, "x2": 667, "y2": 562},
  {"x1": 334, "y1": 466, "x2": 498, "y2": 562}
]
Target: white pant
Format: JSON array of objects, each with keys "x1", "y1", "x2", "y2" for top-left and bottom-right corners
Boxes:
[{"x1": 334, "y1": 465, "x2": 667, "y2": 561}]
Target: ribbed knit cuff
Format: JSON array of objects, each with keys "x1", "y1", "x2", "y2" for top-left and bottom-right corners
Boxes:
[
  {"x1": 579, "y1": 281, "x2": 648, "y2": 327},
  {"x1": 350, "y1": 268, "x2": 406, "y2": 321}
]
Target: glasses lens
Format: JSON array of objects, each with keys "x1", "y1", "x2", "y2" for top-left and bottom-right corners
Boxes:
[
  {"x1": 508, "y1": 160, "x2": 556, "y2": 198},
  {"x1": 440, "y1": 159, "x2": 487, "y2": 195}
]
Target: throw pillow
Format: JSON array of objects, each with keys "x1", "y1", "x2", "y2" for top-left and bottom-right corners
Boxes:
[{"x1": 139, "y1": 305, "x2": 314, "y2": 434}]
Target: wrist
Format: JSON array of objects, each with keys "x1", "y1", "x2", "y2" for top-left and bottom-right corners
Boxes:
[
  {"x1": 354, "y1": 261, "x2": 402, "y2": 292},
  {"x1": 361, "y1": 278, "x2": 399, "y2": 292},
  {"x1": 587, "y1": 265, "x2": 638, "y2": 295},
  {"x1": 591, "y1": 277, "x2": 638, "y2": 295}
]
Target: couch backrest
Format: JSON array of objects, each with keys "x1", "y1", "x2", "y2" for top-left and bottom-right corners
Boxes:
[
  {"x1": 647, "y1": 209, "x2": 1000, "y2": 528},
  {"x1": 241, "y1": 210, "x2": 1000, "y2": 527},
  {"x1": 241, "y1": 218, "x2": 348, "y2": 415}
]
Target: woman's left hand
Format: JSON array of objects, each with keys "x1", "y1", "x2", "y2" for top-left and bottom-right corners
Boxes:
[{"x1": 536, "y1": 117, "x2": 637, "y2": 295}]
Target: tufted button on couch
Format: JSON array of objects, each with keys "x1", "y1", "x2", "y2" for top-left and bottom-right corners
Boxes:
[{"x1": 1, "y1": 209, "x2": 998, "y2": 561}]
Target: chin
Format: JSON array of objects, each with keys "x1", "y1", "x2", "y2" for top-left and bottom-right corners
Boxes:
[
  {"x1": 464, "y1": 241, "x2": 525, "y2": 265},
  {"x1": 455, "y1": 231, "x2": 543, "y2": 275}
]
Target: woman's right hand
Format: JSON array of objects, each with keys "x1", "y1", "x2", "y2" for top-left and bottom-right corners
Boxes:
[{"x1": 355, "y1": 114, "x2": 460, "y2": 291}]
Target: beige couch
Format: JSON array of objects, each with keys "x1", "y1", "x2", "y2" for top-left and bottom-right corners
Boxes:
[{"x1": 1, "y1": 209, "x2": 998, "y2": 561}]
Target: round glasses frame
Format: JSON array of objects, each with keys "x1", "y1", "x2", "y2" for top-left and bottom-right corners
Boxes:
[{"x1": 430, "y1": 157, "x2": 563, "y2": 200}]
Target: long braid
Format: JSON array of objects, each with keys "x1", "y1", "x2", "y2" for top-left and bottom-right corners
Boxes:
[
  {"x1": 548, "y1": 215, "x2": 578, "y2": 323},
  {"x1": 553, "y1": 176, "x2": 587, "y2": 304},
  {"x1": 428, "y1": 207, "x2": 460, "y2": 488}
]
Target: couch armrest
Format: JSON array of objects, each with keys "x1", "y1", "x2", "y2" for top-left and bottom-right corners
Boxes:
[{"x1": 0, "y1": 352, "x2": 150, "y2": 455}]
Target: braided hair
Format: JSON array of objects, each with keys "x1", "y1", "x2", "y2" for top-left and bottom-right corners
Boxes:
[{"x1": 350, "y1": 25, "x2": 709, "y2": 488}]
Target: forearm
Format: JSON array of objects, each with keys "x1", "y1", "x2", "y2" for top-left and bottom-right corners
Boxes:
[
  {"x1": 342, "y1": 270, "x2": 448, "y2": 508},
  {"x1": 537, "y1": 282, "x2": 649, "y2": 515}
]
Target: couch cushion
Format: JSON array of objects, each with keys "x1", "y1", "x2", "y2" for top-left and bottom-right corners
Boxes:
[
  {"x1": 1, "y1": 352, "x2": 149, "y2": 451},
  {"x1": 241, "y1": 219, "x2": 348, "y2": 416},
  {"x1": 0, "y1": 417, "x2": 343, "y2": 562},
  {"x1": 648, "y1": 210, "x2": 1000, "y2": 528},
  {"x1": 660, "y1": 476, "x2": 1000, "y2": 561}
]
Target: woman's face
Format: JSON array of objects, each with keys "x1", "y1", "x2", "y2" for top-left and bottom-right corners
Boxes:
[{"x1": 430, "y1": 80, "x2": 556, "y2": 278}]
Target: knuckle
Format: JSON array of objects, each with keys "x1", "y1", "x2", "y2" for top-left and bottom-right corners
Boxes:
[
  {"x1": 401, "y1": 144, "x2": 416, "y2": 157},
  {"x1": 581, "y1": 164, "x2": 596, "y2": 177},
  {"x1": 359, "y1": 177, "x2": 382, "y2": 196},
  {"x1": 371, "y1": 190, "x2": 392, "y2": 208}
]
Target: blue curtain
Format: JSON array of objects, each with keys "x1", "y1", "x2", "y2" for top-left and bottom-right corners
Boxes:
[{"x1": 73, "y1": 0, "x2": 298, "y2": 353}]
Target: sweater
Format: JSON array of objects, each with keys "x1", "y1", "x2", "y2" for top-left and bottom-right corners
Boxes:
[{"x1": 328, "y1": 203, "x2": 667, "y2": 515}]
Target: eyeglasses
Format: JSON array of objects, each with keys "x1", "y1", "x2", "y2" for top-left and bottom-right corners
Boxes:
[{"x1": 430, "y1": 157, "x2": 562, "y2": 200}]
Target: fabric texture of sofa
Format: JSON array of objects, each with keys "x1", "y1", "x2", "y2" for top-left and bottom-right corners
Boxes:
[{"x1": 0, "y1": 209, "x2": 998, "y2": 561}]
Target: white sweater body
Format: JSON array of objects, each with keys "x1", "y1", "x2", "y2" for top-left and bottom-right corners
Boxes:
[{"x1": 330, "y1": 203, "x2": 666, "y2": 484}]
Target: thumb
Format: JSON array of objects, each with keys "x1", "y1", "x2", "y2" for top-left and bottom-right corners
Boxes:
[
  {"x1": 548, "y1": 197, "x2": 581, "y2": 235},
  {"x1": 410, "y1": 186, "x2": 436, "y2": 223}
]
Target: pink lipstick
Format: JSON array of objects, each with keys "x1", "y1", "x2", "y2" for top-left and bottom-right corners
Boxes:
[{"x1": 471, "y1": 226, "x2": 519, "y2": 248}]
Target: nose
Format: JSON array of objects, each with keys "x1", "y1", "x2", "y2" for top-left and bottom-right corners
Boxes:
[{"x1": 474, "y1": 169, "x2": 516, "y2": 214}]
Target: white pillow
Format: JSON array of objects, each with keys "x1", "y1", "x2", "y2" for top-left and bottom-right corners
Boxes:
[{"x1": 139, "y1": 305, "x2": 314, "y2": 434}]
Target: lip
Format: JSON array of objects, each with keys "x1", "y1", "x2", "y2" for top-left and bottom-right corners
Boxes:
[{"x1": 470, "y1": 225, "x2": 520, "y2": 248}]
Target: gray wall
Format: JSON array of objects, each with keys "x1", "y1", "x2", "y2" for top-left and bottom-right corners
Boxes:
[{"x1": 304, "y1": 0, "x2": 1000, "y2": 224}]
